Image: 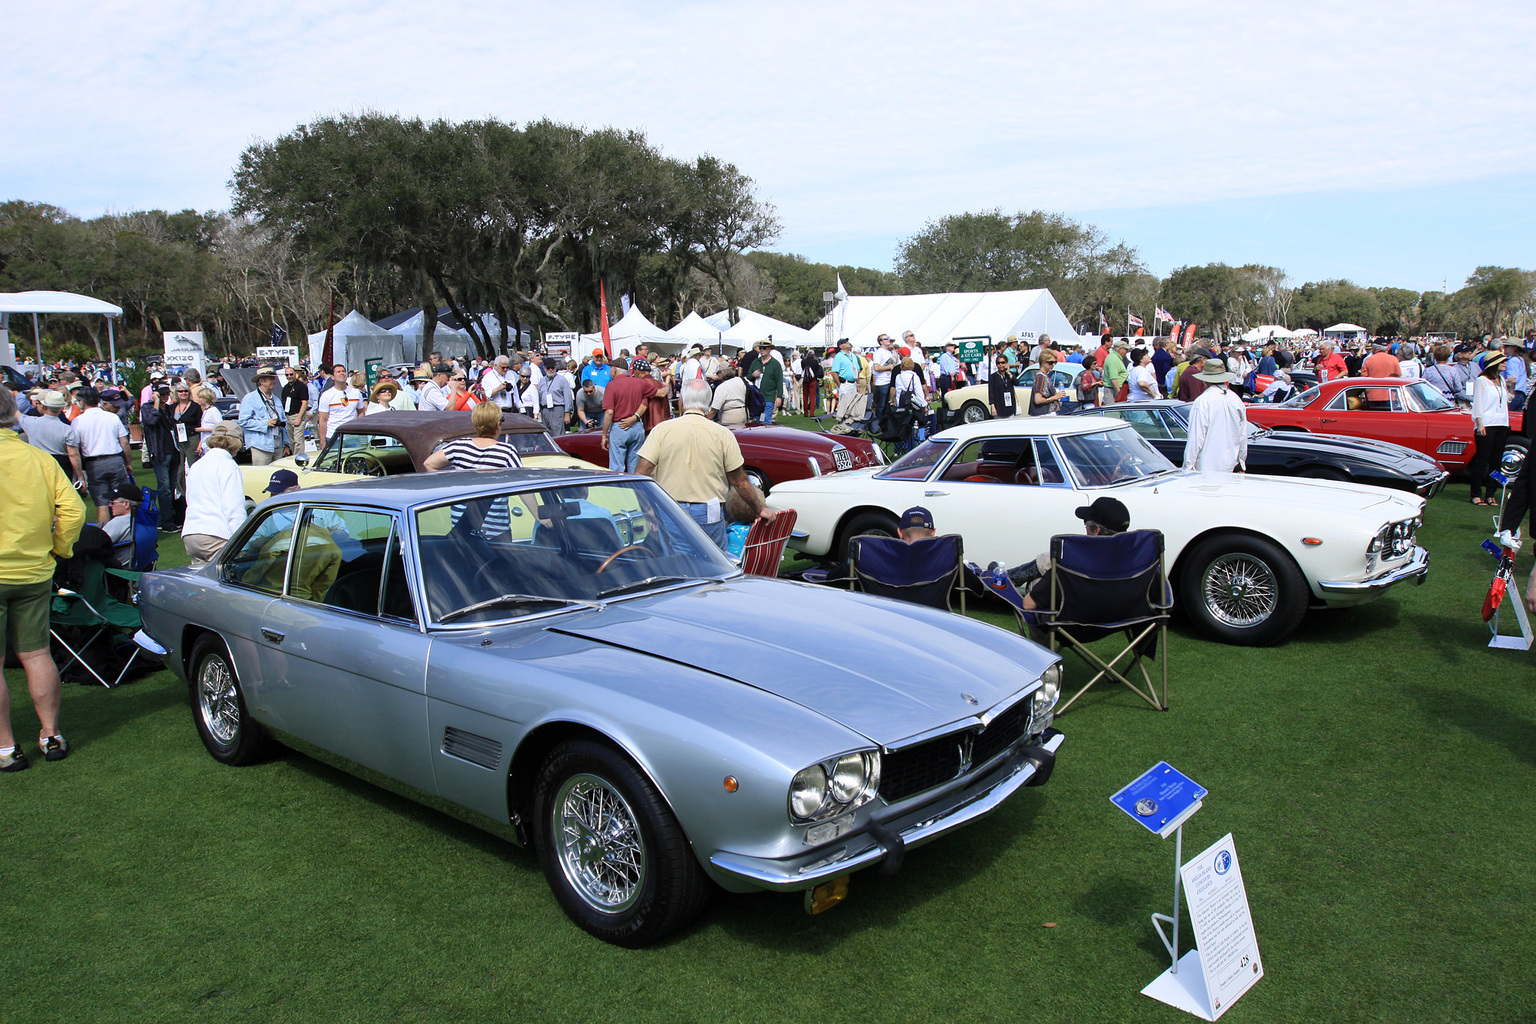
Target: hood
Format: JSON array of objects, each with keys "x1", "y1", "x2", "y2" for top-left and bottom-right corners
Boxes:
[
  {"x1": 735, "y1": 424, "x2": 854, "y2": 454},
  {"x1": 1132, "y1": 469, "x2": 1422, "y2": 515},
  {"x1": 1251, "y1": 429, "x2": 1443, "y2": 472},
  {"x1": 550, "y1": 577, "x2": 1054, "y2": 748}
]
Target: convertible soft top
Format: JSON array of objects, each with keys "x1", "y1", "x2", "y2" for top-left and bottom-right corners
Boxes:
[{"x1": 332, "y1": 410, "x2": 547, "y2": 468}]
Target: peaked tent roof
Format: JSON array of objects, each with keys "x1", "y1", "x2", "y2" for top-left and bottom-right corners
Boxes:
[
  {"x1": 1324, "y1": 323, "x2": 1369, "y2": 334},
  {"x1": 306, "y1": 310, "x2": 404, "y2": 366},
  {"x1": 808, "y1": 289, "x2": 1081, "y2": 352},
  {"x1": 719, "y1": 308, "x2": 820, "y2": 348},
  {"x1": 1240, "y1": 324, "x2": 1296, "y2": 341},
  {"x1": 666, "y1": 311, "x2": 723, "y2": 344},
  {"x1": 703, "y1": 310, "x2": 732, "y2": 331}
]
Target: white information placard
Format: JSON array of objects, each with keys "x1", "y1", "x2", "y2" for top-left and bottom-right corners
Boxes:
[
  {"x1": 1184, "y1": 833, "x2": 1262, "y2": 1017},
  {"x1": 257, "y1": 345, "x2": 300, "y2": 366},
  {"x1": 164, "y1": 331, "x2": 206, "y2": 378}
]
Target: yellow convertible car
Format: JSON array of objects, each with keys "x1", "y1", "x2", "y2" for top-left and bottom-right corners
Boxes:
[{"x1": 240, "y1": 410, "x2": 600, "y2": 506}]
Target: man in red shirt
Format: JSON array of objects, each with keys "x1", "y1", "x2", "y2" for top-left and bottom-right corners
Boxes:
[
  {"x1": 1315, "y1": 342, "x2": 1348, "y2": 383},
  {"x1": 600, "y1": 359, "x2": 660, "y2": 472}
]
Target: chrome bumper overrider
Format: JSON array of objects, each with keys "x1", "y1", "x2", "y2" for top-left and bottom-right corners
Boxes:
[
  {"x1": 709, "y1": 730, "x2": 1065, "y2": 891},
  {"x1": 1317, "y1": 545, "x2": 1430, "y2": 595}
]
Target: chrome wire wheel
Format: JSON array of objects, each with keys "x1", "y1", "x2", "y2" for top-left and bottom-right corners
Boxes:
[
  {"x1": 198, "y1": 655, "x2": 240, "y2": 745},
  {"x1": 1201, "y1": 552, "x2": 1278, "y2": 628},
  {"x1": 552, "y1": 773, "x2": 647, "y2": 913}
]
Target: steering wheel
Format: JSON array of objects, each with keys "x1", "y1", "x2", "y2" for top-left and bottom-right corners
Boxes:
[
  {"x1": 597, "y1": 544, "x2": 656, "y2": 573},
  {"x1": 341, "y1": 450, "x2": 386, "y2": 477}
]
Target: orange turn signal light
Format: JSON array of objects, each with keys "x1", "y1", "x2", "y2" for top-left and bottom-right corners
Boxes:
[
  {"x1": 805, "y1": 875, "x2": 849, "y2": 915},
  {"x1": 1302, "y1": 537, "x2": 1323, "y2": 546},
  {"x1": 723, "y1": 776, "x2": 738, "y2": 792}
]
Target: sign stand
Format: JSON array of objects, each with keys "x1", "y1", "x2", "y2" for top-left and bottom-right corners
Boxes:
[{"x1": 1488, "y1": 570, "x2": 1533, "y2": 650}]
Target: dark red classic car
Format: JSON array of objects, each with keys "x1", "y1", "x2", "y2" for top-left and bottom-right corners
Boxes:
[
  {"x1": 555, "y1": 423, "x2": 885, "y2": 493},
  {"x1": 1246, "y1": 377, "x2": 1527, "y2": 475}
]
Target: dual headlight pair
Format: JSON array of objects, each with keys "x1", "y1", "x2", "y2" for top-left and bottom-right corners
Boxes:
[
  {"x1": 788, "y1": 664, "x2": 1063, "y2": 826},
  {"x1": 1368, "y1": 517, "x2": 1422, "y2": 561}
]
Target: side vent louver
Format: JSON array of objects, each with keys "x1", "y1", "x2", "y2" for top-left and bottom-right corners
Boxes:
[{"x1": 443, "y1": 727, "x2": 503, "y2": 770}]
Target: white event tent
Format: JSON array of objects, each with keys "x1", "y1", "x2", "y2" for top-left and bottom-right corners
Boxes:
[
  {"x1": 383, "y1": 310, "x2": 474, "y2": 364},
  {"x1": 1323, "y1": 323, "x2": 1369, "y2": 342},
  {"x1": 0, "y1": 290, "x2": 124, "y2": 376},
  {"x1": 580, "y1": 305, "x2": 673, "y2": 353},
  {"x1": 307, "y1": 310, "x2": 406, "y2": 370},
  {"x1": 663, "y1": 311, "x2": 727, "y2": 352},
  {"x1": 808, "y1": 289, "x2": 1080, "y2": 355},
  {"x1": 1240, "y1": 325, "x2": 1296, "y2": 343},
  {"x1": 719, "y1": 308, "x2": 820, "y2": 349}
]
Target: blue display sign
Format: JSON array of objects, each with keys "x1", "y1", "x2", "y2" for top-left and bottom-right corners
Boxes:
[{"x1": 1111, "y1": 762, "x2": 1207, "y2": 837}]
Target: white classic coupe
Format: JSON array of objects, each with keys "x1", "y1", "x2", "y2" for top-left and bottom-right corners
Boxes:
[{"x1": 771, "y1": 418, "x2": 1430, "y2": 646}]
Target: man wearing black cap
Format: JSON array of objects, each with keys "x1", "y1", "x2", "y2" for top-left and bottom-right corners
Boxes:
[{"x1": 1009, "y1": 497, "x2": 1132, "y2": 612}]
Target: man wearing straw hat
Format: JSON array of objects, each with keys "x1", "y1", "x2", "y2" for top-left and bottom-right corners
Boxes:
[
  {"x1": 237, "y1": 366, "x2": 290, "y2": 465},
  {"x1": 1183, "y1": 357, "x2": 1247, "y2": 478}
]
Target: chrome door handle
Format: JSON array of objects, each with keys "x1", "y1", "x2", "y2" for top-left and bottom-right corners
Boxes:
[
  {"x1": 261, "y1": 629, "x2": 286, "y2": 644},
  {"x1": 924, "y1": 490, "x2": 948, "y2": 497}
]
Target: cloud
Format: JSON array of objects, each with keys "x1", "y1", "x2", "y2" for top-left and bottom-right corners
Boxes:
[{"x1": 4, "y1": 0, "x2": 1532, "y2": 272}]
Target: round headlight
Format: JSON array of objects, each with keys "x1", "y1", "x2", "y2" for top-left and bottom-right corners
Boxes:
[
  {"x1": 1036, "y1": 663, "x2": 1062, "y2": 706},
  {"x1": 829, "y1": 753, "x2": 867, "y2": 803},
  {"x1": 791, "y1": 765, "x2": 829, "y2": 819}
]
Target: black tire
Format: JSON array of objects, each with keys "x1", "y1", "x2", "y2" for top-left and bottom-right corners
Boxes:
[
  {"x1": 838, "y1": 510, "x2": 900, "y2": 563},
  {"x1": 960, "y1": 401, "x2": 989, "y2": 424},
  {"x1": 533, "y1": 739, "x2": 709, "y2": 947},
  {"x1": 744, "y1": 467, "x2": 770, "y2": 496},
  {"x1": 1179, "y1": 534, "x2": 1307, "y2": 646},
  {"x1": 188, "y1": 634, "x2": 272, "y2": 765}
]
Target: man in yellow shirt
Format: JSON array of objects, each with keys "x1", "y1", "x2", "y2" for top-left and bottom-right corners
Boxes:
[
  {"x1": 0, "y1": 385, "x2": 86, "y2": 770},
  {"x1": 635, "y1": 380, "x2": 775, "y2": 550}
]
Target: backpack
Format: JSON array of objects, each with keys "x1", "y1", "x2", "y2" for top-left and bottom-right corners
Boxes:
[
  {"x1": 1243, "y1": 367, "x2": 1259, "y2": 392},
  {"x1": 804, "y1": 356, "x2": 823, "y2": 380},
  {"x1": 745, "y1": 382, "x2": 766, "y2": 418}
]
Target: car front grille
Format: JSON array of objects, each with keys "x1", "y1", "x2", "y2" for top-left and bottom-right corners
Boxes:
[
  {"x1": 1437, "y1": 440, "x2": 1469, "y2": 456},
  {"x1": 881, "y1": 701, "x2": 1032, "y2": 804}
]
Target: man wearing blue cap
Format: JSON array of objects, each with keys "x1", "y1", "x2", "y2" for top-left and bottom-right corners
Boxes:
[
  {"x1": 898, "y1": 505, "x2": 936, "y2": 541},
  {"x1": 246, "y1": 470, "x2": 348, "y2": 549}
]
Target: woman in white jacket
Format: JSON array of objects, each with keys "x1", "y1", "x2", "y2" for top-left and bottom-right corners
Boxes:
[{"x1": 181, "y1": 421, "x2": 247, "y2": 565}]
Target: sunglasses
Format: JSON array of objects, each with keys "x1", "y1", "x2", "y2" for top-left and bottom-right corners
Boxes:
[{"x1": 452, "y1": 376, "x2": 467, "y2": 382}]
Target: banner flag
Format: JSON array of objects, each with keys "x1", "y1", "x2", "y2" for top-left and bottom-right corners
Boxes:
[
  {"x1": 270, "y1": 322, "x2": 287, "y2": 346},
  {"x1": 599, "y1": 281, "x2": 612, "y2": 358},
  {"x1": 1184, "y1": 322, "x2": 1199, "y2": 345},
  {"x1": 322, "y1": 296, "x2": 335, "y2": 368},
  {"x1": 1099, "y1": 310, "x2": 1110, "y2": 335},
  {"x1": 1128, "y1": 311, "x2": 1144, "y2": 329}
]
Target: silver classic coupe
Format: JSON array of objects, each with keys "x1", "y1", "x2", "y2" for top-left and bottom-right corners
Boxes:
[{"x1": 137, "y1": 470, "x2": 1065, "y2": 946}]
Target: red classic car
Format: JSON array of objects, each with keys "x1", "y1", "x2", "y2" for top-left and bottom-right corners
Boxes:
[
  {"x1": 555, "y1": 423, "x2": 885, "y2": 493},
  {"x1": 1246, "y1": 377, "x2": 1527, "y2": 475}
]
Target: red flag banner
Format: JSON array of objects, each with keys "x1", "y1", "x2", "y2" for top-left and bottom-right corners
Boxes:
[
  {"x1": 1183, "y1": 322, "x2": 1198, "y2": 346},
  {"x1": 599, "y1": 280, "x2": 612, "y2": 359},
  {"x1": 322, "y1": 294, "x2": 335, "y2": 368}
]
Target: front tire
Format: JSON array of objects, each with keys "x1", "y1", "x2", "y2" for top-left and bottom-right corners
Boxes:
[
  {"x1": 189, "y1": 635, "x2": 271, "y2": 765},
  {"x1": 1179, "y1": 534, "x2": 1307, "y2": 646},
  {"x1": 960, "y1": 401, "x2": 988, "y2": 424},
  {"x1": 745, "y1": 467, "x2": 770, "y2": 496},
  {"x1": 534, "y1": 739, "x2": 709, "y2": 947},
  {"x1": 838, "y1": 510, "x2": 900, "y2": 563}
]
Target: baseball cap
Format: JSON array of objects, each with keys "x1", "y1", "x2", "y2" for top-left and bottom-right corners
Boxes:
[
  {"x1": 1074, "y1": 496, "x2": 1130, "y2": 532},
  {"x1": 899, "y1": 506, "x2": 934, "y2": 530},
  {"x1": 113, "y1": 482, "x2": 143, "y2": 503},
  {"x1": 264, "y1": 469, "x2": 300, "y2": 494}
]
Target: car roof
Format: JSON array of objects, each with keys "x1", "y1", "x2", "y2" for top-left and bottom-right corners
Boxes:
[
  {"x1": 255, "y1": 466, "x2": 623, "y2": 513},
  {"x1": 332, "y1": 410, "x2": 548, "y2": 466},
  {"x1": 934, "y1": 417, "x2": 1135, "y2": 442}
]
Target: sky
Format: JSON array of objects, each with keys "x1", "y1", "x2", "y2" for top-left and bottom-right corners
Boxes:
[{"x1": 4, "y1": 0, "x2": 1533, "y2": 294}]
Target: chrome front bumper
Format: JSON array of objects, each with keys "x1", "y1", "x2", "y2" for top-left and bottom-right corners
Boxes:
[
  {"x1": 1317, "y1": 545, "x2": 1430, "y2": 596},
  {"x1": 709, "y1": 730, "x2": 1065, "y2": 891}
]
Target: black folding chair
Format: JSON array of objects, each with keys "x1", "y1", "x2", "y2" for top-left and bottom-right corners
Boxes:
[
  {"x1": 1022, "y1": 530, "x2": 1172, "y2": 714},
  {"x1": 848, "y1": 534, "x2": 966, "y2": 612}
]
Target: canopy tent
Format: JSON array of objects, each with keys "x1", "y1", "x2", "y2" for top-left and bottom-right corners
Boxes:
[
  {"x1": 1323, "y1": 323, "x2": 1369, "y2": 341},
  {"x1": 664, "y1": 311, "x2": 726, "y2": 349},
  {"x1": 0, "y1": 290, "x2": 124, "y2": 378},
  {"x1": 808, "y1": 289, "x2": 1080, "y2": 358},
  {"x1": 1290, "y1": 327, "x2": 1318, "y2": 338},
  {"x1": 580, "y1": 304, "x2": 674, "y2": 354},
  {"x1": 306, "y1": 310, "x2": 405, "y2": 371},
  {"x1": 1240, "y1": 324, "x2": 1296, "y2": 342},
  {"x1": 719, "y1": 308, "x2": 820, "y2": 349},
  {"x1": 703, "y1": 310, "x2": 732, "y2": 331},
  {"x1": 375, "y1": 309, "x2": 474, "y2": 364}
]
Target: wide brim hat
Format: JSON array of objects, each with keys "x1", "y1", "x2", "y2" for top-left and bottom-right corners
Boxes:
[
  {"x1": 1481, "y1": 352, "x2": 1508, "y2": 373},
  {"x1": 370, "y1": 381, "x2": 398, "y2": 401},
  {"x1": 253, "y1": 366, "x2": 279, "y2": 380}
]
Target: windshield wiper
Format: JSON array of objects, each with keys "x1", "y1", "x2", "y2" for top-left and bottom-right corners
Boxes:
[
  {"x1": 439, "y1": 593, "x2": 600, "y2": 623},
  {"x1": 597, "y1": 575, "x2": 710, "y2": 599}
]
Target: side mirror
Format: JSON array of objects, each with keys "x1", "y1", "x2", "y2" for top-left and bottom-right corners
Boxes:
[{"x1": 293, "y1": 454, "x2": 309, "y2": 467}]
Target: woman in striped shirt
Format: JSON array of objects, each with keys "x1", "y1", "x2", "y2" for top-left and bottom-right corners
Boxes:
[{"x1": 423, "y1": 402, "x2": 522, "y2": 534}]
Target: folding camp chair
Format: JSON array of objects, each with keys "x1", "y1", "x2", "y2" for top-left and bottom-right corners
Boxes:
[
  {"x1": 129, "y1": 487, "x2": 161, "y2": 572},
  {"x1": 51, "y1": 558, "x2": 149, "y2": 688},
  {"x1": 983, "y1": 530, "x2": 1171, "y2": 714},
  {"x1": 848, "y1": 534, "x2": 966, "y2": 612},
  {"x1": 739, "y1": 508, "x2": 798, "y2": 576}
]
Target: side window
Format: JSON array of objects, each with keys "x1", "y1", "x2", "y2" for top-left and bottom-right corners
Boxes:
[
  {"x1": 220, "y1": 506, "x2": 298, "y2": 595},
  {"x1": 1114, "y1": 408, "x2": 1172, "y2": 440},
  {"x1": 1033, "y1": 440, "x2": 1067, "y2": 485},
  {"x1": 288, "y1": 507, "x2": 393, "y2": 612}
]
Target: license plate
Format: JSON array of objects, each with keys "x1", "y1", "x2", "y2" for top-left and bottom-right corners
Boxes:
[{"x1": 832, "y1": 448, "x2": 852, "y2": 471}]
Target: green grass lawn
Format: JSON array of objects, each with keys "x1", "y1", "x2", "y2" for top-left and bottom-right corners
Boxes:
[{"x1": 3, "y1": 461, "x2": 1534, "y2": 1023}]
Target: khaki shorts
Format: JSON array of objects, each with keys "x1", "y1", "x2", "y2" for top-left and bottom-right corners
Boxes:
[{"x1": 0, "y1": 579, "x2": 54, "y2": 657}]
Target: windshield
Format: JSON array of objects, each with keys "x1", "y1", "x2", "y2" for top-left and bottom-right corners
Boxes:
[
  {"x1": 1403, "y1": 381, "x2": 1456, "y2": 412},
  {"x1": 1056, "y1": 427, "x2": 1178, "y2": 487},
  {"x1": 414, "y1": 479, "x2": 735, "y2": 625},
  {"x1": 1276, "y1": 385, "x2": 1321, "y2": 409},
  {"x1": 500, "y1": 431, "x2": 560, "y2": 454},
  {"x1": 877, "y1": 438, "x2": 953, "y2": 480}
]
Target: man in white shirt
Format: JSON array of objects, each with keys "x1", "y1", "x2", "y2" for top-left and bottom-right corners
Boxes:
[
  {"x1": 1184, "y1": 359, "x2": 1248, "y2": 478},
  {"x1": 418, "y1": 365, "x2": 451, "y2": 411},
  {"x1": 869, "y1": 334, "x2": 898, "y2": 422},
  {"x1": 317, "y1": 365, "x2": 365, "y2": 445},
  {"x1": 482, "y1": 355, "x2": 516, "y2": 411},
  {"x1": 73, "y1": 386, "x2": 134, "y2": 524},
  {"x1": 526, "y1": 351, "x2": 547, "y2": 390},
  {"x1": 681, "y1": 347, "x2": 704, "y2": 383}
]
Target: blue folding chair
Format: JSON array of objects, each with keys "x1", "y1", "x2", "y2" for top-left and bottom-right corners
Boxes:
[
  {"x1": 129, "y1": 487, "x2": 161, "y2": 572},
  {"x1": 848, "y1": 534, "x2": 966, "y2": 612},
  {"x1": 984, "y1": 530, "x2": 1171, "y2": 714}
]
